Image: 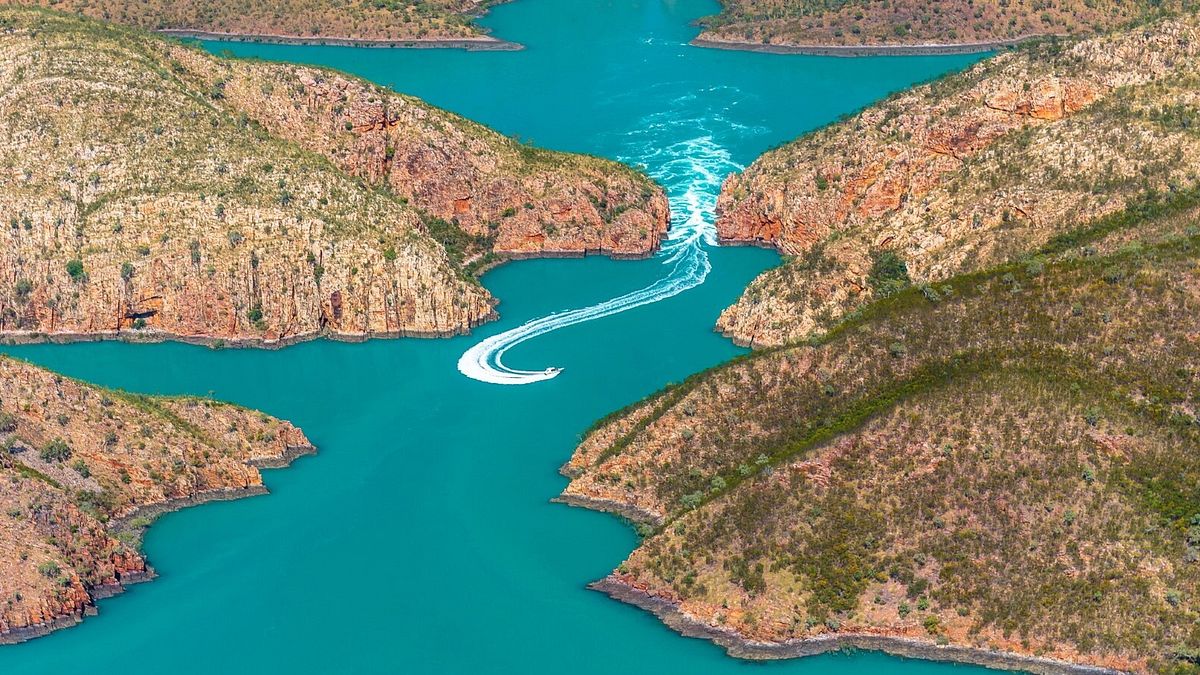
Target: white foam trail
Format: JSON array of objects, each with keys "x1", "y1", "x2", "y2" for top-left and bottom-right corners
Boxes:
[{"x1": 458, "y1": 130, "x2": 739, "y2": 385}]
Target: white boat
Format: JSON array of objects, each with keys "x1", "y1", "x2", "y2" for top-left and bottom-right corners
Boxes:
[{"x1": 544, "y1": 367, "x2": 563, "y2": 375}]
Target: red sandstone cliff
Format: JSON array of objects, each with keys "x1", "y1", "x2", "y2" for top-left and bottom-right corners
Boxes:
[
  {"x1": 0, "y1": 8, "x2": 668, "y2": 347},
  {"x1": 713, "y1": 16, "x2": 1200, "y2": 346}
]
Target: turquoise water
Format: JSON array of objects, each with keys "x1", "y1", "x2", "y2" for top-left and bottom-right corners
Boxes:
[{"x1": 0, "y1": 0, "x2": 989, "y2": 672}]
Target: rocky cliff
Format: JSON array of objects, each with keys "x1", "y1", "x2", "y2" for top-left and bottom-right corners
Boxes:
[
  {"x1": 0, "y1": 8, "x2": 667, "y2": 347},
  {"x1": 713, "y1": 15, "x2": 1200, "y2": 346},
  {"x1": 694, "y1": 0, "x2": 1186, "y2": 52},
  {"x1": 0, "y1": 356, "x2": 314, "y2": 643},
  {"x1": 4, "y1": 0, "x2": 509, "y2": 45},
  {"x1": 562, "y1": 193, "x2": 1200, "y2": 673},
  {"x1": 164, "y1": 48, "x2": 670, "y2": 262}
]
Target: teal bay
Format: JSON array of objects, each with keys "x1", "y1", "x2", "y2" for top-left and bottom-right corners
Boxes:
[{"x1": 0, "y1": 0, "x2": 984, "y2": 671}]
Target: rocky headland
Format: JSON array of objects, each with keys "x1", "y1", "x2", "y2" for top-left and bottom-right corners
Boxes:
[
  {"x1": 0, "y1": 8, "x2": 667, "y2": 348},
  {"x1": 563, "y1": 193, "x2": 1200, "y2": 673},
  {"x1": 0, "y1": 356, "x2": 314, "y2": 643},
  {"x1": 712, "y1": 14, "x2": 1200, "y2": 347}
]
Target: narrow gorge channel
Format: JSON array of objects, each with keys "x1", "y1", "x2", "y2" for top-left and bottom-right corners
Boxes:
[{"x1": 0, "y1": 0, "x2": 987, "y2": 671}]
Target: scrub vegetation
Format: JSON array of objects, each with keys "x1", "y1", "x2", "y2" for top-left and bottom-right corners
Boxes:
[
  {"x1": 3, "y1": 0, "x2": 506, "y2": 42},
  {"x1": 565, "y1": 180, "x2": 1200, "y2": 671},
  {"x1": 0, "y1": 356, "x2": 313, "y2": 642},
  {"x1": 715, "y1": 13, "x2": 1200, "y2": 348},
  {"x1": 0, "y1": 7, "x2": 664, "y2": 345},
  {"x1": 696, "y1": 0, "x2": 1194, "y2": 48}
]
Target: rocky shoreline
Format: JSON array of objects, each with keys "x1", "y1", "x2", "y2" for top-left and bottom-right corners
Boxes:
[
  {"x1": 0, "y1": 613, "x2": 88, "y2": 646},
  {"x1": 591, "y1": 576, "x2": 1124, "y2": 675},
  {"x1": 0, "y1": 241, "x2": 678, "y2": 351},
  {"x1": 0, "y1": 320, "x2": 495, "y2": 352},
  {"x1": 104, "y1": 438, "x2": 317, "y2": 539},
  {"x1": 690, "y1": 36, "x2": 1036, "y2": 57},
  {"x1": 0, "y1": 7, "x2": 671, "y2": 351},
  {"x1": 159, "y1": 28, "x2": 523, "y2": 50},
  {"x1": 0, "y1": 350, "x2": 321, "y2": 645},
  {"x1": 1, "y1": 438, "x2": 315, "y2": 645},
  {"x1": 550, "y1": 493, "x2": 664, "y2": 528},
  {"x1": 0, "y1": 489, "x2": 274, "y2": 645}
]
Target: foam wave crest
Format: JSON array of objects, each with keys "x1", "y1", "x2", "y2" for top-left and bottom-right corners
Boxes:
[{"x1": 458, "y1": 124, "x2": 740, "y2": 384}]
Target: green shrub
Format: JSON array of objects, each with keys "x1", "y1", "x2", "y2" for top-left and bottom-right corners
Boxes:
[
  {"x1": 65, "y1": 259, "x2": 85, "y2": 281},
  {"x1": 14, "y1": 278, "x2": 32, "y2": 300},
  {"x1": 40, "y1": 438, "x2": 71, "y2": 463},
  {"x1": 922, "y1": 615, "x2": 940, "y2": 634},
  {"x1": 868, "y1": 251, "x2": 910, "y2": 298}
]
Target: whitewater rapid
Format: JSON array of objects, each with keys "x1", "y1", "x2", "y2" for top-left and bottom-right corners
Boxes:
[{"x1": 458, "y1": 122, "x2": 742, "y2": 385}]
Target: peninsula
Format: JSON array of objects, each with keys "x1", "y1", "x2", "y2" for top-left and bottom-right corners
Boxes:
[
  {"x1": 0, "y1": 8, "x2": 667, "y2": 347},
  {"x1": 715, "y1": 14, "x2": 1200, "y2": 347},
  {"x1": 564, "y1": 184, "x2": 1200, "y2": 674},
  {"x1": 0, "y1": 356, "x2": 314, "y2": 642}
]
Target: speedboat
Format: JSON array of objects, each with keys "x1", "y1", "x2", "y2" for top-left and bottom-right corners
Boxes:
[{"x1": 544, "y1": 367, "x2": 563, "y2": 376}]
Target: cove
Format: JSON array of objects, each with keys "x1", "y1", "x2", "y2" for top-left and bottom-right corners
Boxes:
[{"x1": 0, "y1": 0, "x2": 990, "y2": 672}]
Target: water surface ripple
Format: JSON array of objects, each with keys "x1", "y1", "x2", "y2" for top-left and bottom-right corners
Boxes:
[
  {"x1": 0, "y1": 0, "x2": 989, "y2": 672},
  {"x1": 459, "y1": 127, "x2": 734, "y2": 384}
]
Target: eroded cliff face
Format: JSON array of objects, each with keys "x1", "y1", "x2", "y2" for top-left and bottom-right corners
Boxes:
[
  {"x1": 714, "y1": 16, "x2": 1200, "y2": 347},
  {"x1": 0, "y1": 357, "x2": 314, "y2": 642},
  {"x1": 562, "y1": 201, "x2": 1200, "y2": 673},
  {"x1": 0, "y1": 9, "x2": 668, "y2": 346},
  {"x1": 163, "y1": 49, "x2": 670, "y2": 260}
]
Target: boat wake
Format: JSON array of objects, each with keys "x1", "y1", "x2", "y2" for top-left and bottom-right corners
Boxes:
[{"x1": 457, "y1": 122, "x2": 742, "y2": 385}]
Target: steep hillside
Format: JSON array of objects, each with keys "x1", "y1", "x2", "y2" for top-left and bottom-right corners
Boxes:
[
  {"x1": 713, "y1": 15, "x2": 1200, "y2": 347},
  {"x1": 0, "y1": 356, "x2": 314, "y2": 643},
  {"x1": 694, "y1": 0, "x2": 1184, "y2": 52},
  {"x1": 0, "y1": 8, "x2": 666, "y2": 346},
  {"x1": 3, "y1": 0, "x2": 510, "y2": 45},
  {"x1": 165, "y1": 48, "x2": 669, "y2": 263},
  {"x1": 562, "y1": 194, "x2": 1200, "y2": 673}
]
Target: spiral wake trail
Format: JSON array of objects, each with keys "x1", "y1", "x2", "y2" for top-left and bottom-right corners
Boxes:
[{"x1": 457, "y1": 119, "x2": 742, "y2": 385}]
